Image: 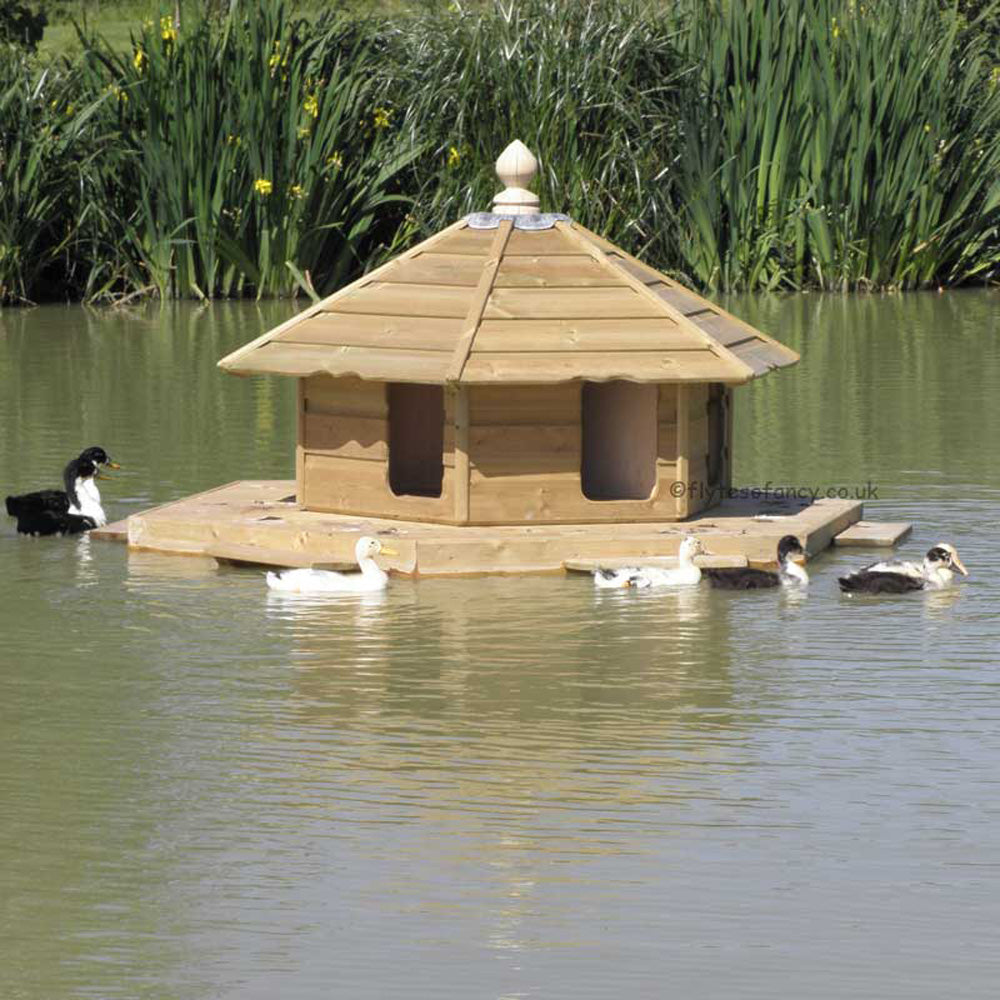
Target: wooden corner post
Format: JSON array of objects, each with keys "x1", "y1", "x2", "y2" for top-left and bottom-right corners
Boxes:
[{"x1": 296, "y1": 378, "x2": 306, "y2": 507}]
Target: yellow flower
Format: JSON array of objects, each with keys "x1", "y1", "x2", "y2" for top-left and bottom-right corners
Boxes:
[
  {"x1": 254, "y1": 178, "x2": 273, "y2": 196},
  {"x1": 226, "y1": 134, "x2": 242, "y2": 146},
  {"x1": 133, "y1": 47, "x2": 147, "y2": 72},
  {"x1": 831, "y1": 17, "x2": 840, "y2": 39},
  {"x1": 290, "y1": 184, "x2": 305, "y2": 199},
  {"x1": 326, "y1": 150, "x2": 343, "y2": 169},
  {"x1": 373, "y1": 106, "x2": 392, "y2": 130},
  {"x1": 160, "y1": 15, "x2": 177, "y2": 43},
  {"x1": 991, "y1": 67, "x2": 1000, "y2": 88},
  {"x1": 297, "y1": 125, "x2": 311, "y2": 140},
  {"x1": 924, "y1": 123, "x2": 931, "y2": 133},
  {"x1": 447, "y1": 145, "x2": 461, "y2": 168},
  {"x1": 303, "y1": 93, "x2": 319, "y2": 119}
]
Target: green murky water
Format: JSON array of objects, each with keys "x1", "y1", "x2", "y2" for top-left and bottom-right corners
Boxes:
[{"x1": 1, "y1": 292, "x2": 999, "y2": 999}]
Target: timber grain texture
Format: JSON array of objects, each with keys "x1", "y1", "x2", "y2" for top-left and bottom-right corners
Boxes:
[{"x1": 113, "y1": 481, "x2": 863, "y2": 576}]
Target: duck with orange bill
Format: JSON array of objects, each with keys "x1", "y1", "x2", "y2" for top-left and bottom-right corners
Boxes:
[
  {"x1": 5, "y1": 447, "x2": 121, "y2": 536},
  {"x1": 266, "y1": 537, "x2": 399, "y2": 593}
]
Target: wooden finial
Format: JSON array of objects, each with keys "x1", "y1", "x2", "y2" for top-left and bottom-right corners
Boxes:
[{"x1": 492, "y1": 139, "x2": 540, "y2": 216}]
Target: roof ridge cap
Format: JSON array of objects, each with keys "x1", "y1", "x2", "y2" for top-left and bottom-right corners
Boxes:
[{"x1": 446, "y1": 219, "x2": 514, "y2": 383}]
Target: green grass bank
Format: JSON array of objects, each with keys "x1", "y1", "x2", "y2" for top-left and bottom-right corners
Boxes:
[{"x1": 3, "y1": 0, "x2": 1000, "y2": 305}]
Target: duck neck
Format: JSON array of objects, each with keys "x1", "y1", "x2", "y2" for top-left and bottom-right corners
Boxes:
[
  {"x1": 781, "y1": 560, "x2": 809, "y2": 585},
  {"x1": 71, "y1": 477, "x2": 106, "y2": 526},
  {"x1": 923, "y1": 562, "x2": 953, "y2": 588},
  {"x1": 358, "y1": 555, "x2": 388, "y2": 585}
]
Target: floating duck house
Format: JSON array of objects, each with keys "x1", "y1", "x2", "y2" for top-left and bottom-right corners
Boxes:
[
  {"x1": 108, "y1": 142, "x2": 892, "y2": 574},
  {"x1": 219, "y1": 142, "x2": 797, "y2": 527}
]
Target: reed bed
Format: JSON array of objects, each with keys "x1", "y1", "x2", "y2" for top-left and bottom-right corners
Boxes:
[
  {"x1": 673, "y1": 0, "x2": 1000, "y2": 291},
  {"x1": 381, "y1": 0, "x2": 684, "y2": 261},
  {"x1": 74, "y1": 6, "x2": 417, "y2": 300},
  {"x1": 2, "y1": 0, "x2": 999, "y2": 304}
]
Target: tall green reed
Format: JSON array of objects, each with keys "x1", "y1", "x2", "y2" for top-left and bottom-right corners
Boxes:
[
  {"x1": 673, "y1": 0, "x2": 1000, "y2": 290},
  {"x1": 77, "y1": 5, "x2": 420, "y2": 300},
  {"x1": 383, "y1": 0, "x2": 685, "y2": 260},
  {"x1": 4, "y1": 0, "x2": 1000, "y2": 305},
  {"x1": 0, "y1": 49, "x2": 105, "y2": 304}
]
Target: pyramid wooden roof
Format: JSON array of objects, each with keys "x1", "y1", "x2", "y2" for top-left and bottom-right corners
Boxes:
[{"x1": 220, "y1": 177, "x2": 797, "y2": 385}]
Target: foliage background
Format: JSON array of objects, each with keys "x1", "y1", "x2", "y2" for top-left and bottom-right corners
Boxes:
[{"x1": 2, "y1": 0, "x2": 1000, "y2": 304}]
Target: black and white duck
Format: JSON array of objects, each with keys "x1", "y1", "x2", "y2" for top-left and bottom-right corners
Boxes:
[
  {"x1": 704, "y1": 534, "x2": 809, "y2": 590},
  {"x1": 5, "y1": 447, "x2": 120, "y2": 536},
  {"x1": 838, "y1": 543, "x2": 968, "y2": 594}
]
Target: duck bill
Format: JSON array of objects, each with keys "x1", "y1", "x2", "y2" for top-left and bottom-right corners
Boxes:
[
  {"x1": 790, "y1": 553, "x2": 808, "y2": 566},
  {"x1": 379, "y1": 546, "x2": 399, "y2": 557},
  {"x1": 951, "y1": 555, "x2": 969, "y2": 576},
  {"x1": 106, "y1": 462, "x2": 122, "y2": 471}
]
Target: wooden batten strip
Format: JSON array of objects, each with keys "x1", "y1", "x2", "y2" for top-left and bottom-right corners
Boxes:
[
  {"x1": 460, "y1": 351, "x2": 744, "y2": 383},
  {"x1": 675, "y1": 383, "x2": 689, "y2": 518},
  {"x1": 446, "y1": 219, "x2": 513, "y2": 383},
  {"x1": 453, "y1": 386, "x2": 470, "y2": 523},
  {"x1": 724, "y1": 386, "x2": 734, "y2": 490},
  {"x1": 557, "y1": 222, "x2": 755, "y2": 384},
  {"x1": 218, "y1": 219, "x2": 470, "y2": 373},
  {"x1": 295, "y1": 379, "x2": 305, "y2": 505}
]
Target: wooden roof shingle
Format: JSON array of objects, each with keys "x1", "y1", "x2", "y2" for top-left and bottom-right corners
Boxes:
[{"x1": 219, "y1": 150, "x2": 798, "y2": 385}]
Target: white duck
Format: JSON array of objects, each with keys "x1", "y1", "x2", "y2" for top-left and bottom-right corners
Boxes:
[
  {"x1": 593, "y1": 537, "x2": 709, "y2": 589},
  {"x1": 265, "y1": 536, "x2": 398, "y2": 593}
]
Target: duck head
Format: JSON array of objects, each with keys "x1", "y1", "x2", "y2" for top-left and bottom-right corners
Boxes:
[{"x1": 925, "y1": 543, "x2": 968, "y2": 577}]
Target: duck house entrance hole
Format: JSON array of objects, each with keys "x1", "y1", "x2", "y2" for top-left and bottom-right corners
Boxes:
[
  {"x1": 388, "y1": 383, "x2": 444, "y2": 498},
  {"x1": 581, "y1": 381, "x2": 657, "y2": 500}
]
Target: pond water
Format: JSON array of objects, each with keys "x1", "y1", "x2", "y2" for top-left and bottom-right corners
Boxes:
[{"x1": 1, "y1": 292, "x2": 999, "y2": 999}]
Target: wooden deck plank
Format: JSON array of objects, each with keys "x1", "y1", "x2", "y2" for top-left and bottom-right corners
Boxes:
[
  {"x1": 91, "y1": 519, "x2": 128, "y2": 542},
  {"x1": 564, "y1": 554, "x2": 748, "y2": 572},
  {"x1": 833, "y1": 521, "x2": 913, "y2": 547},
  {"x1": 107, "y1": 480, "x2": 863, "y2": 576}
]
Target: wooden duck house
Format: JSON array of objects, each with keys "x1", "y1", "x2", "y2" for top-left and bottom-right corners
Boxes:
[{"x1": 218, "y1": 141, "x2": 799, "y2": 530}]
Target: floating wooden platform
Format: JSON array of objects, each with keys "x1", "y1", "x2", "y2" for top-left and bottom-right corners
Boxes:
[
  {"x1": 94, "y1": 480, "x2": 868, "y2": 576},
  {"x1": 832, "y1": 520, "x2": 913, "y2": 547}
]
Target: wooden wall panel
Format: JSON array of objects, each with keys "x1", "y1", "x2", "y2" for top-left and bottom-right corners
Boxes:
[
  {"x1": 303, "y1": 454, "x2": 455, "y2": 522},
  {"x1": 469, "y1": 384, "x2": 579, "y2": 426},
  {"x1": 300, "y1": 376, "x2": 457, "y2": 521},
  {"x1": 466, "y1": 382, "x2": 685, "y2": 525},
  {"x1": 470, "y1": 425, "x2": 580, "y2": 473},
  {"x1": 296, "y1": 376, "x2": 719, "y2": 526},
  {"x1": 304, "y1": 375, "x2": 387, "y2": 417},
  {"x1": 305, "y1": 413, "x2": 387, "y2": 462}
]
